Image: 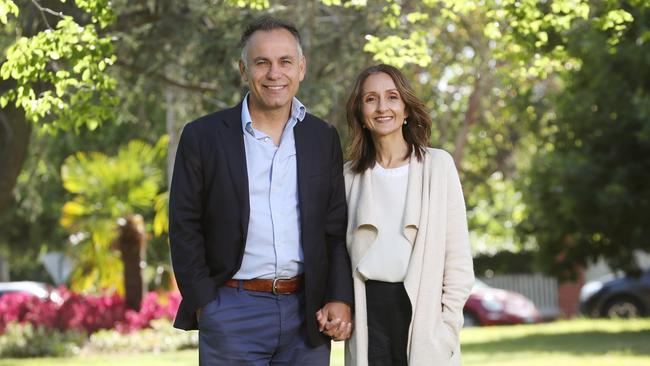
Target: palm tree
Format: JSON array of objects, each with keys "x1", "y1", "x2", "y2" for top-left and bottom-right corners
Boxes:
[{"x1": 60, "y1": 137, "x2": 168, "y2": 310}]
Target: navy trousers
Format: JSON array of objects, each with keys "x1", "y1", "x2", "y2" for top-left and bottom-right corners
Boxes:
[{"x1": 198, "y1": 284, "x2": 330, "y2": 365}]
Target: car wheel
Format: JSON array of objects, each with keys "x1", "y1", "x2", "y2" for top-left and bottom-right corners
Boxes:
[
  {"x1": 463, "y1": 311, "x2": 480, "y2": 327},
  {"x1": 603, "y1": 297, "x2": 644, "y2": 318}
]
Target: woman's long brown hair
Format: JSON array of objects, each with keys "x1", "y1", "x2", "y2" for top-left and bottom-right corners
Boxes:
[{"x1": 346, "y1": 64, "x2": 432, "y2": 173}]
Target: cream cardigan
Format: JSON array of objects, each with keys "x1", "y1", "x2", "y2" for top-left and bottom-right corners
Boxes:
[{"x1": 344, "y1": 148, "x2": 474, "y2": 366}]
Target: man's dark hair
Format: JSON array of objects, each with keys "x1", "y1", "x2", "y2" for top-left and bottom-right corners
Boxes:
[{"x1": 240, "y1": 16, "x2": 303, "y2": 62}]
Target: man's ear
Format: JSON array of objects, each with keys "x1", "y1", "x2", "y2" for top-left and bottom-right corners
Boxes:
[
  {"x1": 298, "y1": 55, "x2": 306, "y2": 82},
  {"x1": 239, "y1": 59, "x2": 248, "y2": 82}
]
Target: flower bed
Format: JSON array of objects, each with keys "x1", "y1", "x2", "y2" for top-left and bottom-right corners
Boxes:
[
  {"x1": 0, "y1": 289, "x2": 185, "y2": 358},
  {"x1": 0, "y1": 288, "x2": 181, "y2": 334}
]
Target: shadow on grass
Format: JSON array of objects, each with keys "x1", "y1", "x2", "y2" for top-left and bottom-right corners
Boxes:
[{"x1": 463, "y1": 330, "x2": 650, "y2": 355}]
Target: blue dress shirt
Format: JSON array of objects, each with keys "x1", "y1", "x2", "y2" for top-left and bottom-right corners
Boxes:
[{"x1": 232, "y1": 94, "x2": 306, "y2": 280}]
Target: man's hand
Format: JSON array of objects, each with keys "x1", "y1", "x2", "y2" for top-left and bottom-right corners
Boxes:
[
  {"x1": 316, "y1": 301, "x2": 352, "y2": 341},
  {"x1": 196, "y1": 307, "x2": 202, "y2": 323}
]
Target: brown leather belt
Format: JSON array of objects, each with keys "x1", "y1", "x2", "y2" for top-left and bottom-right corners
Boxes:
[{"x1": 224, "y1": 275, "x2": 304, "y2": 295}]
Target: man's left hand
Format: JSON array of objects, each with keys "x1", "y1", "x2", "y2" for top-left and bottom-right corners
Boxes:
[{"x1": 316, "y1": 301, "x2": 353, "y2": 341}]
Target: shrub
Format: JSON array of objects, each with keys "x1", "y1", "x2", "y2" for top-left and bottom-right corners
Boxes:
[
  {"x1": 0, "y1": 288, "x2": 125, "y2": 334},
  {"x1": 116, "y1": 291, "x2": 181, "y2": 333},
  {"x1": 0, "y1": 289, "x2": 181, "y2": 335},
  {"x1": 84, "y1": 318, "x2": 197, "y2": 354},
  {"x1": 0, "y1": 322, "x2": 85, "y2": 358}
]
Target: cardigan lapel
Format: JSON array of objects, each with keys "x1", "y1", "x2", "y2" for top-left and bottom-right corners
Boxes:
[
  {"x1": 354, "y1": 167, "x2": 379, "y2": 230},
  {"x1": 217, "y1": 102, "x2": 250, "y2": 238},
  {"x1": 354, "y1": 152, "x2": 422, "y2": 241},
  {"x1": 347, "y1": 151, "x2": 423, "y2": 269},
  {"x1": 403, "y1": 151, "x2": 423, "y2": 244},
  {"x1": 347, "y1": 167, "x2": 378, "y2": 269}
]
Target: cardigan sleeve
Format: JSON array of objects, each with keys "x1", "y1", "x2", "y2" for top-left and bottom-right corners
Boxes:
[{"x1": 440, "y1": 152, "x2": 475, "y2": 347}]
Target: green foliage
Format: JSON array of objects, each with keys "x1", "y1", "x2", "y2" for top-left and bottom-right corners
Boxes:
[
  {"x1": 60, "y1": 137, "x2": 168, "y2": 293},
  {"x1": 2, "y1": 0, "x2": 645, "y2": 282},
  {"x1": 0, "y1": 319, "x2": 194, "y2": 359},
  {"x1": 520, "y1": 1, "x2": 650, "y2": 278},
  {"x1": 319, "y1": 0, "x2": 367, "y2": 7},
  {"x1": 75, "y1": 0, "x2": 115, "y2": 28},
  {"x1": 467, "y1": 172, "x2": 528, "y2": 254},
  {"x1": 0, "y1": 323, "x2": 85, "y2": 358},
  {"x1": 225, "y1": 0, "x2": 270, "y2": 10},
  {"x1": 0, "y1": 0, "x2": 18, "y2": 25},
  {"x1": 472, "y1": 250, "x2": 537, "y2": 276},
  {"x1": 363, "y1": 32, "x2": 432, "y2": 68},
  {"x1": 0, "y1": 0, "x2": 117, "y2": 133},
  {"x1": 85, "y1": 319, "x2": 197, "y2": 354}
]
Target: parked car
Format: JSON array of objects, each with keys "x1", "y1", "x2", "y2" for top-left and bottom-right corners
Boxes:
[
  {"x1": 0, "y1": 281, "x2": 63, "y2": 303},
  {"x1": 579, "y1": 269, "x2": 650, "y2": 318},
  {"x1": 463, "y1": 279, "x2": 542, "y2": 327}
]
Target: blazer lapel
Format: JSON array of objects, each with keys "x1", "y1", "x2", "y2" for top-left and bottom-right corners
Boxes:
[
  {"x1": 293, "y1": 118, "x2": 312, "y2": 216},
  {"x1": 217, "y1": 102, "x2": 250, "y2": 237}
]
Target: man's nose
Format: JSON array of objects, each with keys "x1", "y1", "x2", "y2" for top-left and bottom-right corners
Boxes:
[{"x1": 266, "y1": 63, "x2": 282, "y2": 80}]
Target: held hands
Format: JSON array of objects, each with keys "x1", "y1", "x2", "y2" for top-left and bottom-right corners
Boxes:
[{"x1": 316, "y1": 301, "x2": 353, "y2": 341}]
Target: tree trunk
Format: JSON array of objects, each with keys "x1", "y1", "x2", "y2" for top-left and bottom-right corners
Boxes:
[
  {"x1": 453, "y1": 75, "x2": 482, "y2": 168},
  {"x1": 116, "y1": 214, "x2": 147, "y2": 310},
  {"x1": 0, "y1": 84, "x2": 32, "y2": 218}
]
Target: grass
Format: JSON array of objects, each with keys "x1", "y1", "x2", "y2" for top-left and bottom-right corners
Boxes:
[
  {"x1": 461, "y1": 318, "x2": 650, "y2": 366},
  {"x1": 1, "y1": 319, "x2": 648, "y2": 366}
]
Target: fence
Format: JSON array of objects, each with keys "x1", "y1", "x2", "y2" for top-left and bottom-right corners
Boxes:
[{"x1": 479, "y1": 273, "x2": 560, "y2": 319}]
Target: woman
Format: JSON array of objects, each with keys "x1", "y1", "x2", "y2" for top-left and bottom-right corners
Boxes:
[{"x1": 343, "y1": 64, "x2": 474, "y2": 366}]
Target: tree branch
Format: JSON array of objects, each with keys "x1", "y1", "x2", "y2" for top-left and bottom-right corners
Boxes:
[
  {"x1": 30, "y1": 0, "x2": 65, "y2": 29},
  {"x1": 115, "y1": 60, "x2": 221, "y2": 93}
]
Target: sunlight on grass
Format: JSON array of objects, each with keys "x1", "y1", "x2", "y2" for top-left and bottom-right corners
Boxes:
[
  {"x1": 1, "y1": 319, "x2": 648, "y2": 366},
  {"x1": 461, "y1": 318, "x2": 650, "y2": 366}
]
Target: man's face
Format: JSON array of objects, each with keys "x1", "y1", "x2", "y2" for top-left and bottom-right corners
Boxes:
[{"x1": 239, "y1": 29, "x2": 306, "y2": 114}]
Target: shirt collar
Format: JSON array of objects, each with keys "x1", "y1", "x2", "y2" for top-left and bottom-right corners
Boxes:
[{"x1": 241, "y1": 93, "x2": 306, "y2": 137}]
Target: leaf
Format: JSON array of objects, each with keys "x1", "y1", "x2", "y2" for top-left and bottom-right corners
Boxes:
[{"x1": 0, "y1": 0, "x2": 19, "y2": 25}]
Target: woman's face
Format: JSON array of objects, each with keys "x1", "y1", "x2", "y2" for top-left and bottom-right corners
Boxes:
[{"x1": 360, "y1": 72, "x2": 408, "y2": 140}]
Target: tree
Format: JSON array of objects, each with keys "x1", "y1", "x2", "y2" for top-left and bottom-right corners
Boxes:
[
  {"x1": 0, "y1": 0, "x2": 118, "y2": 205},
  {"x1": 519, "y1": 1, "x2": 650, "y2": 278},
  {"x1": 60, "y1": 137, "x2": 167, "y2": 309},
  {"x1": 0, "y1": 0, "x2": 119, "y2": 280},
  {"x1": 314, "y1": 0, "x2": 599, "y2": 252}
]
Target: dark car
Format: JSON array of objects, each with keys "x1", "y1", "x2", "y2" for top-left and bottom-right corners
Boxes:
[
  {"x1": 0, "y1": 281, "x2": 62, "y2": 303},
  {"x1": 579, "y1": 269, "x2": 650, "y2": 318},
  {"x1": 463, "y1": 279, "x2": 542, "y2": 327}
]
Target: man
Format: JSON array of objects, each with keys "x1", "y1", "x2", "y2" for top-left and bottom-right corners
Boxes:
[{"x1": 169, "y1": 16, "x2": 353, "y2": 365}]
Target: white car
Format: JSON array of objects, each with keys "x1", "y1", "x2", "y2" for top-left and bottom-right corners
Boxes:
[{"x1": 0, "y1": 281, "x2": 63, "y2": 304}]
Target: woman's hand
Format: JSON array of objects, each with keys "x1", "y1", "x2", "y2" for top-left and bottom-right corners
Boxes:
[{"x1": 316, "y1": 302, "x2": 353, "y2": 341}]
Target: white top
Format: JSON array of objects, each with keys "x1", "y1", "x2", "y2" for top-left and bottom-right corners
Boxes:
[{"x1": 357, "y1": 162, "x2": 412, "y2": 282}]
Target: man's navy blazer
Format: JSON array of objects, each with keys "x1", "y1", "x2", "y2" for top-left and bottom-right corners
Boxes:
[{"x1": 169, "y1": 101, "x2": 354, "y2": 346}]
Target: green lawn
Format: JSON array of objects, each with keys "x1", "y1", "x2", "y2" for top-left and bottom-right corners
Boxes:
[
  {"x1": 2, "y1": 319, "x2": 649, "y2": 366},
  {"x1": 461, "y1": 318, "x2": 650, "y2": 366}
]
